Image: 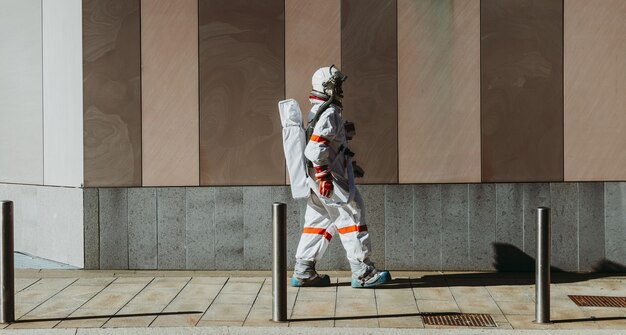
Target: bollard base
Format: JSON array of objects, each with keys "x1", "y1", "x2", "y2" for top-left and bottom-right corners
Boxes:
[
  {"x1": 532, "y1": 320, "x2": 552, "y2": 324},
  {"x1": 270, "y1": 319, "x2": 288, "y2": 323}
]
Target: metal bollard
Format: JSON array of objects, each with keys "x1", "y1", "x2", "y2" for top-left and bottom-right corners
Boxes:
[
  {"x1": 272, "y1": 203, "x2": 287, "y2": 322},
  {"x1": 535, "y1": 207, "x2": 551, "y2": 324},
  {"x1": 0, "y1": 201, "x2": 14, "y2": 324}
]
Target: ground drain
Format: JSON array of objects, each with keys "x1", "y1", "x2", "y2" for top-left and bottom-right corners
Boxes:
[
  {"x1": 569, "y1": 295, "x2": 626, "y2": 308},
  {"x1": 421, "y1": 313, "x2": 496, "y2": 327}
]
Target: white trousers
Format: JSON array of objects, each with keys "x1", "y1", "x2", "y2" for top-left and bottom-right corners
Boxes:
[{"x1": 294, "y1": 181, "x2": 371, "y2": 269}]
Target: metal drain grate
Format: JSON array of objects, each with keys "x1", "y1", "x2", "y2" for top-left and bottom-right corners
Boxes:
[
  {"x1": 421, "y1": 313, "x2": 497, "y2": 327},
  {"x1": 569, "y1": 295, "x2": 626, "y2": 308}
]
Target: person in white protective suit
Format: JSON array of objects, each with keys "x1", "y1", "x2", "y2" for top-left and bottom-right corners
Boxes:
[{"x1": 291, "y1": 65, "x2": 391, "y2": 288}]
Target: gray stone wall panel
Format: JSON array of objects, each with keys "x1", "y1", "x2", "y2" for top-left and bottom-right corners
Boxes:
[
  {"x1": 83, "y1": 188, "x2": 99, "y2": 269},
  {"x1": 186, "y1": 187, "x2": 216, "y2": 269},
  {"x1": 99, "y1": 188, "x2": 128, "y2": 269},
  {"x1": 550, "y1": 183, "x2": 579, "y2": 271},
  {"x1": 244, "y1": 187, "x2": 272, "y2": 270},
  {"x1": 578, "y1": 182, "x2": 605, "y2": 271},
  {"x1": 414, "y1": 184, "x2": 442, "y2": 270},
  {"x1": 128, "y1": 188, "x2": 157, "y2": 269},
  {"x1": 215, "y1": 187, "x2": 244, "y2": 270},
  {"x1": 157, "y1": 188, "x2": 186, "y2": 269},
  {"x1": 469, "y1": 184, "x2": 496, "y2": 271},
  {"x1": 385, "y1": 185, "x2": 413, "y2": 269},
  {"x1": 605, "y1": 182, "x2": 626, "y2": 267},
  {"x1": 441, "y1": 184, "x2": 469, "y2": 270}
]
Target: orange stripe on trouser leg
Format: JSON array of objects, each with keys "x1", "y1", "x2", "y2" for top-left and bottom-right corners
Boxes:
[
  {"x1": 310, "y1": 135, "x2": 330, "y2": 145},
  {"x1": 303, "y1": 227, "x2": 332, "y2": 241},
  {"x1": 337, "y1": 225, "x2": 368, "y2": 234}
]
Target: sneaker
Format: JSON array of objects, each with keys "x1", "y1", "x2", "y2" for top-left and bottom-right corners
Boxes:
[
  {"x1": 291, "y1": 274, "x2": 331, "y2": 287},
  {"x1": 351, "y1": 270, "x2": 391, "y2": 288}
]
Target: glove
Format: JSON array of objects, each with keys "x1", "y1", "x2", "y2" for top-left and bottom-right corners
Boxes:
[{"x1": 314, "y1": 165, "x2": 333, "y2": 198}]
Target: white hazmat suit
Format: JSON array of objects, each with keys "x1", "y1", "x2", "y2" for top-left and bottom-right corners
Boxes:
[{"x1": 292, "y1": 66, "x2": 390, "y2": 288}]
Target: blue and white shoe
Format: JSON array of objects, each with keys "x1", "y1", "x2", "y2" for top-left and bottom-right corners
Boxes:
[
  {"x1": 351, "y1": 270, "x2": 391, "y2": 288},
  {"x1": 291, "y1": 274, "x2": 331, "y2": 287}
]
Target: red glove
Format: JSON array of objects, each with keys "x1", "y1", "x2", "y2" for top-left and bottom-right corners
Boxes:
[{"x1": 314, "y1": 165, "x2": 333, "y2": 198}]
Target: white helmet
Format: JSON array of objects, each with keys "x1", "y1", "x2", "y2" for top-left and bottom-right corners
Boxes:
[{"x1": 311, "y1": 65, "x2": 347, "y2": 98}]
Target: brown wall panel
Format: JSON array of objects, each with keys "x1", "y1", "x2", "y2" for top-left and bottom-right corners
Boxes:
[
  {"x1": 83, "y1": 0, "x2": 142, "y2": 186},
  {"x1": 285, "y1": 0, "x2": 340, "y2": 184},
  {"x1": 342, "y1": 0, "x2": 398, "y2": 184},
  {"x1": 398, "y1": 0, "x2": 481, "y2": 183},
  {"x1": 564, "y1": 0, "x2": 626, "y2": 181},
  {"x1": 199, "y1": 0, "x2": 285, "y2": 185},
  {"x1": 285, "y1": 0, "x2": 340, "y2": 120},
  {"x1": 141, "y1": 0, "x2": 199, "y2": 186},
  {"x1": 481, "y1": 0, "x2": 563, "y2": 182}
]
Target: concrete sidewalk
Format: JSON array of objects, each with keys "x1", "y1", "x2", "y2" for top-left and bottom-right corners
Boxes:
[{"x1": 1, "y1": 270, "x2": 625, "y2": 334}]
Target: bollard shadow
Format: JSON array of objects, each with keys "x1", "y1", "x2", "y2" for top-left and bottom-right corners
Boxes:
[
  {"x1": 289, "y1": 312, "x2": 456, "y2": 323},
  {"x1": 12, "y1": 311, "x2": 202, "y2": 324},
  {"x1": 551, "y1": 316, "x2": 626, "y2": 324}
]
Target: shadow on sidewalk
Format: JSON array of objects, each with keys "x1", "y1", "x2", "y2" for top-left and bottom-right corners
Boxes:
[
  {"x1": 289, "y1": 312, "x2": 451, "y2": 322},
  {"x1": 12, "y1": 311, "x2": 202, "y2": 324}
]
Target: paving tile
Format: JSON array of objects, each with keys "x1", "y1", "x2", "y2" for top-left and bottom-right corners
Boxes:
[
  {"x1": 334, "y1": 317, "x2": 379, "y2": 328},
  {"x1": 244, "y1": 306, "x2": 289, "y2": 327},
  {"x1": 413, "y1": 184, "x2": 441, "y2": 270},
  {"x1": 215, "y1": 187, "x2": 244, "y2": 270},
  {"x1": 16, "y1": 278, "x2": 40, "y2": 292},
  {"x1": 197, "y1": 320, "x2": 244, "y2": 327},
  {"x1": 220, "y1": 282, "x2": 263, "y2": 295},
  {"x1": 128, "y1": 188, "x2": 157, "y2": 269},
  {"x1": 385, "y1": 185, "x2": 413, "y2": 269},
  {"x1": 186, "y1": 187, "x2": 216, "y2": 269},
  {"x1": 487, "y1": 285, "x2": 534, "y2": 302},
  {"x1": 288, "y1": 319, "x2": 334, "y2": 327},
  {"x1": 450, "y1": 286, "x2": 493, "y2": 299},
  {"x1": 335, "y1": 298, "x2": 377, "y2": 317},
  {"x1": 455, "y1": 297, "x2": 503, "y2": 315},
  {"x1": 150, "y1": 312, "x2": 204, "y2": 327},
  {"x1": 201, "y1": 303, "x2": 252, "y2": 322},
  {"x1": 469, "y1": 184, "x2": 496, "y2": 271},
  {"x1": 213, "y1": 293, "x2": 258, "y2": 305},
  {"x1": 496, "y1": 300, "x2": 535, "y2": 315},
  {"x1": 441, "y1": 184, "x2": 469, "y2": 270},
  {"x1": 416, "y1": 299, "x2": 460, "y2": 313},
  {"x1": 157, "y1": 188, "x2": 186, "y2": 269},
  {"x1": 15, "y1": 278, "x2": 77, "y2": 319},
  {"x1": 99, "y1": 188, "x2": 128, "y2": 269},
  {"x1": 412, "y1": 287, "x2": 454, "y2": 301},
  {"x1": 378, "y1": 316, "x2": 424, "y2": 328},
  {"x1": 291, "y1": 300, "x2": 335, "y2": 318}
]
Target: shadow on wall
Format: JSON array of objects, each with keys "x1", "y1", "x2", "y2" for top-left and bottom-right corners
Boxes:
[{"x1": 492, "y1": 242, "x2": 626, "y2": 273}]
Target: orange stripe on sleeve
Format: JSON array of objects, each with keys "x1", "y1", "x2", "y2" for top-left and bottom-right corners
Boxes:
[
  {"x1": 310, "y1": 134, "x2": 330, "y2": 145},
  {"x1": 337, "y1": 225, "x2": 368, "y2": 234}
]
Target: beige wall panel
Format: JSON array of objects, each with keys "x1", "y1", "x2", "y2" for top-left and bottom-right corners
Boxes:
[
  {"x1": 0, "y1": 0, "x2": 43, "y2": 185},
  {"x1": 285, "y1": 0, "x2": 340, "y2": 184},
  {"x1": 285, "y1": 0, "x2": 340, "y2": 120},
  {"x1": 199, "y1": 0, "x2": 285, "y2": 185},
  {"x1": 141, "y1": 0, "x2": 199, "y2": 186},
  {"x1": 83, "y1": 0, "x2": 142, "y2": 187},
  {"x1": 342, "y1": 0, "x2": 398, "y2": 184},
  {"x1": 564, "y1": 0, "x2": 626, "y2": 181},
  {"x1": 398, "y1": 0, "x2": 480, "y2": 183}
]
